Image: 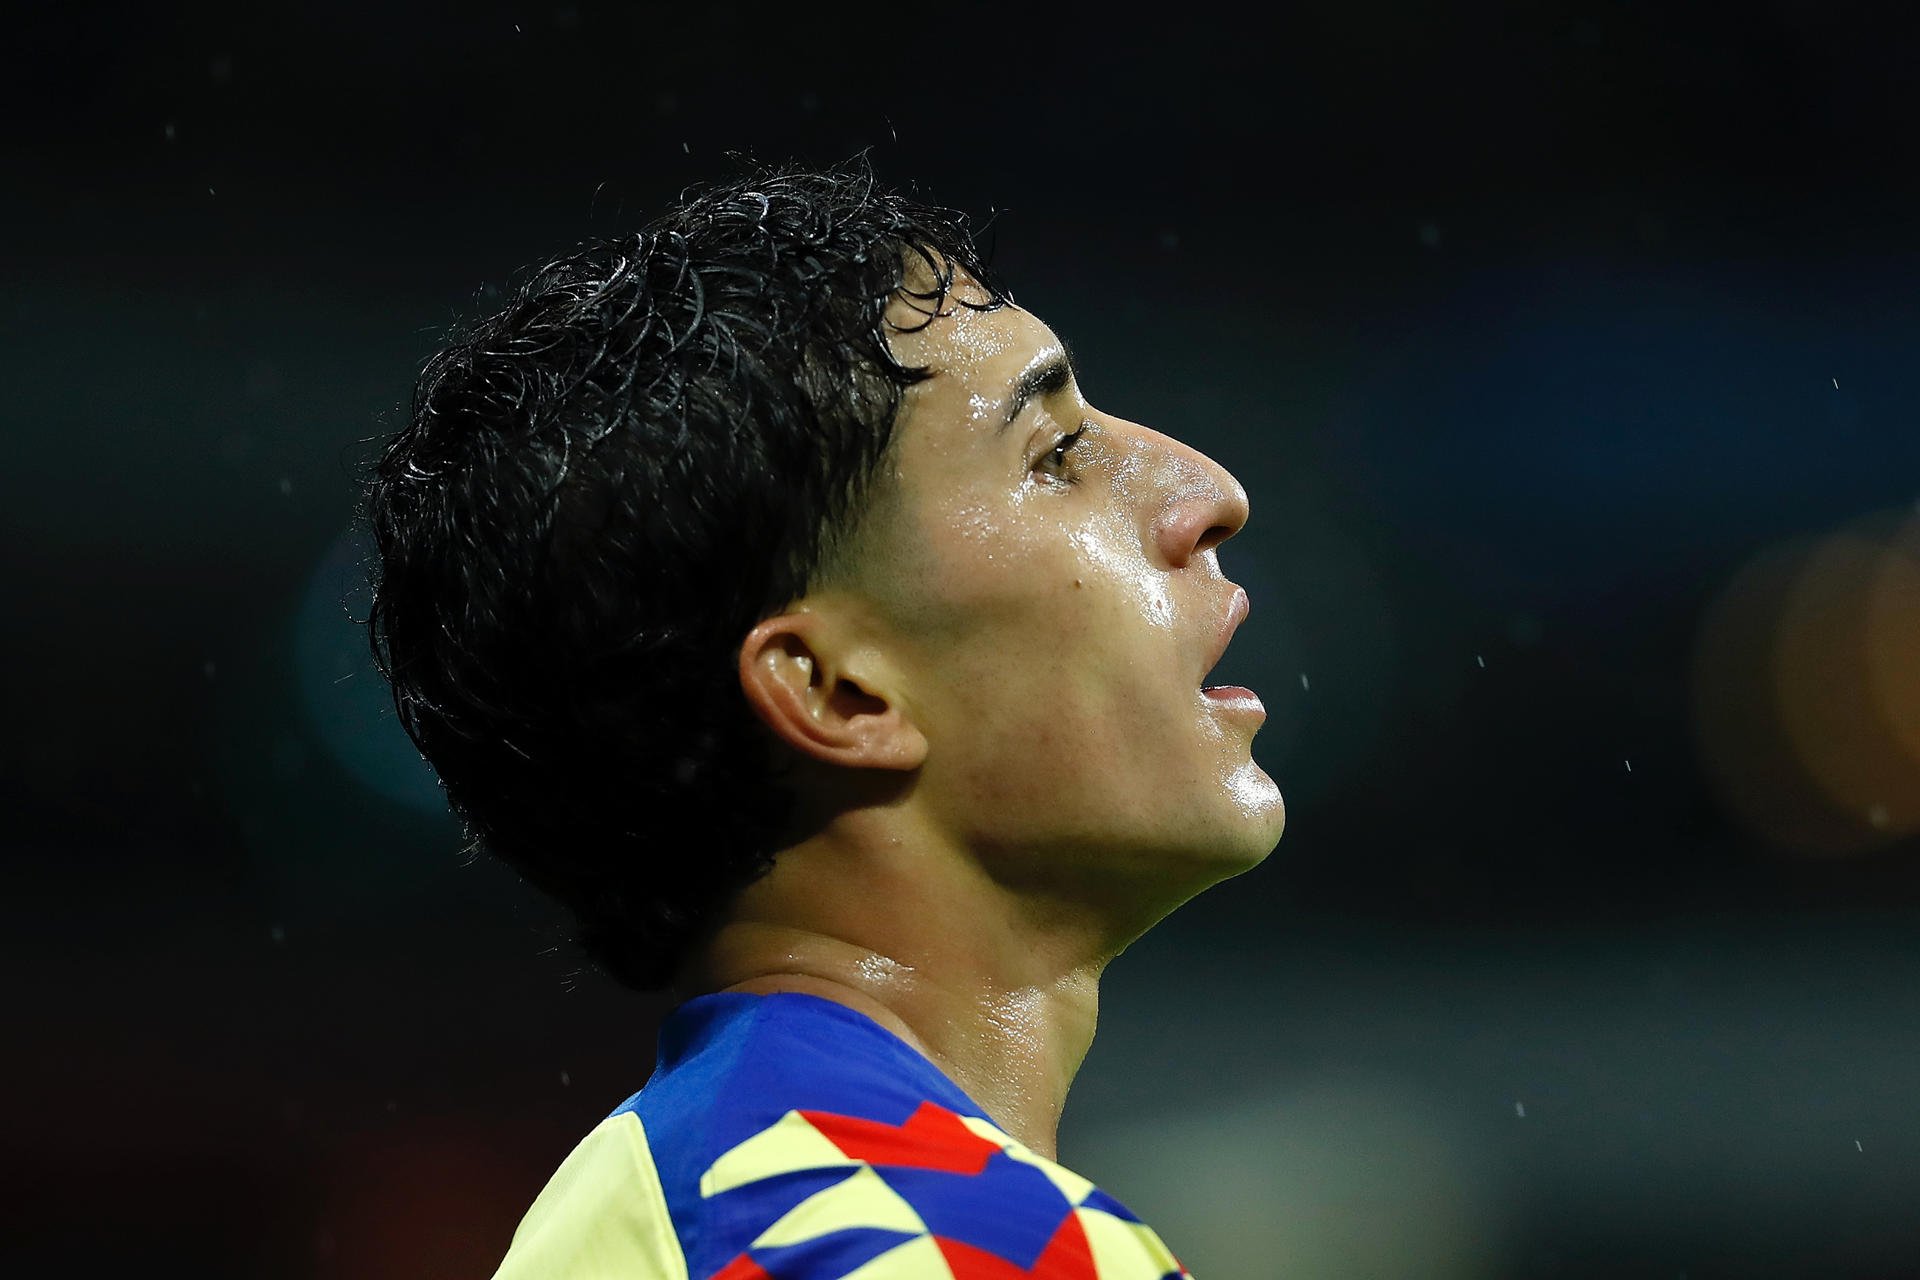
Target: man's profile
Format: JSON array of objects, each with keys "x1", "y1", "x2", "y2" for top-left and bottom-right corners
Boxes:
[{"x1": 359, "y1": 160, "x2": 1283, "y2": 1279}]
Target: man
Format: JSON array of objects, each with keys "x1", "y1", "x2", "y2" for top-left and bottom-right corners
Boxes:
[{"x1": 361, "y1": 160, "x2": 1283, "y2": 1279}]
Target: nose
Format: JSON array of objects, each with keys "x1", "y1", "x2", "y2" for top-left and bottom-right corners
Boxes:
[{"x1": 1143, "y1": 429, "x2": 1251, "y2": 571}]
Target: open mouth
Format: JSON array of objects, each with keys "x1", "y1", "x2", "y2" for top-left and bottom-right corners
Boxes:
[{"x1": 1199, "y1": 588, "x2": 1262, "y2": 717}]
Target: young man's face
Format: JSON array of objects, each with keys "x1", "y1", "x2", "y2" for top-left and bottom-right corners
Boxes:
[{"x1": 830, "y1": 271, "x2": 1286, "y2": 918}]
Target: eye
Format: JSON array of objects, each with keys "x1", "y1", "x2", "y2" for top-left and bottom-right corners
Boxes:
[{"x1": 1036, "y1": 423, "x2": 1089, "y2": 486}]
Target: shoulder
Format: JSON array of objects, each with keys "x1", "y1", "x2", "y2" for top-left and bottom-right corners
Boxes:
[
  {"x1": 491, "y1": 1110, "x2": 689, "y2": 1280},
  {"x1": 492, "y1": 993, "x2": 1194, "y2": 1278}
]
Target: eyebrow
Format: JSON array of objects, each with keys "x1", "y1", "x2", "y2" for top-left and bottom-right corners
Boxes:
[{"x1": 1000, "y1": 340, "x2": 1079, "y2": 433}]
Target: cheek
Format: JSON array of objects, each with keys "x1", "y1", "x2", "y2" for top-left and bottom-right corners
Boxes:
[
  {"x1": 941, "y1": 685, "x2": 1204, "y2": 844},
  {"x1": 892, "y1": 486, "x2": 1048, "y2": 642},
  {"x1": 948, "y1": 604, "x2": 1185, "y2": 788},
  {"x1": 906, "y1": 483, "x2": 1179, "y2": 742}
]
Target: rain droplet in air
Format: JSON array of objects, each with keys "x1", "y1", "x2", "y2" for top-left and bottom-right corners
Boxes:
[
  {"x1": 1299, "y1": 673, "x2": 1310, "y2": 691},
  {"x1": 560, "y1": 1070, "x2": 572, "y2": 1086},
  {"x1": 1514, "y1": 1101, "x2": 1526, "y2": 1118},
  {"x1": 1624, "y1": 759, "x2": 1632, "y2": 772},
  {"x1": 1476, "y1": 654, "x2": 1485, "y2": 668}
]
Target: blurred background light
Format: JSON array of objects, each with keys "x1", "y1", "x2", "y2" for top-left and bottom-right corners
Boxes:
[
  {"x1": 1070, "y1": 1076, "x2": 1505, "y2": 1280},
  {"x1": 1691, "y1": 507, "x2": 1920, "y2": 856},
  {"x1": 295, "y1": 525, "x2": 447, "y2": 820}
]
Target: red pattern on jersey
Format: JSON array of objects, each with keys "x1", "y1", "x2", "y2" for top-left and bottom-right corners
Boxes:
[
  {"x1": 707, "y1": 1253, "x2": 775, "y2": 1280},
  {"x1": 932, "y1": 1211, "x2": 1098, "y2": 1279},
  {"x1": 799, "y1": 1099, "x2": 1002, "y2": 1176}
]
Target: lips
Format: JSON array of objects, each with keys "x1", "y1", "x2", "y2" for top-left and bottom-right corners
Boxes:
[{"x1": 1200, "y1": 585, "x2": 1250, "y2": 687}]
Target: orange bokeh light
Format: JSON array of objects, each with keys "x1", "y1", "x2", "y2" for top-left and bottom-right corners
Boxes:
[{"x1": 1691, "y1": 508, "x2": 1920, "y2": 857}]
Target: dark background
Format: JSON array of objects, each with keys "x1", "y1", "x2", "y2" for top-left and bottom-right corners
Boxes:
[{"x1": 8, "y1": 2, "x2": 1920, "y2": 1276}]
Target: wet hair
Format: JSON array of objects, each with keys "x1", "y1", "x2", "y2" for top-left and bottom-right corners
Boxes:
[{"x1": 358, "y1": 158, "x2": 1007, "y2": 992}]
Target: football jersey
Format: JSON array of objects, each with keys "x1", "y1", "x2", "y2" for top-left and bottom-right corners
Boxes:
[{"x1": 490, "y1": 989, "x2": 1194, "y2": 1279}]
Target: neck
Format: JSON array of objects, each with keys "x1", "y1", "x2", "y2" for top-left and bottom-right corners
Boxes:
[{"x1": 672, "y1": 824, "x2": 1117, "y2": 1160}]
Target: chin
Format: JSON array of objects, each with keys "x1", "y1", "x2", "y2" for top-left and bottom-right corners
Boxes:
[
  {"x1": 1227, "y1": 786, "x2": 1286, "y2": 870},
  {"x1": 1226, "y1": 761, "x2": 1285, "y2": 824}
]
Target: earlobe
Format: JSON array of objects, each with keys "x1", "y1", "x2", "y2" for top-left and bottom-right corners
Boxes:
[{"x1": 736, "y1": 613, "x2": 926, "y2": 772}]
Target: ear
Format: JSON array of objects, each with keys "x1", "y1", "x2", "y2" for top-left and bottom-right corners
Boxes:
[{"x1": 737, "y1": 610, "x2": 927, "y2": 772}]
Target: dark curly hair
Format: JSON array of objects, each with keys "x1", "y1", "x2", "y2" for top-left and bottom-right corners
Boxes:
[{"x1": 358, "y1": 159, "x2": 1008, "y2": 992}]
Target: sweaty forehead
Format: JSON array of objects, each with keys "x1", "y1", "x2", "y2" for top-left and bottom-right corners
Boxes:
[{"x1": 885, "y1": 296, "x2": 1062, "y2": 426}]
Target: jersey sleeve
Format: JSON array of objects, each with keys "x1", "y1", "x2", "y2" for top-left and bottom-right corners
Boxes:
[{"x1": 491, "y1": 1111, "x2": 691, "y2": 1280}]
